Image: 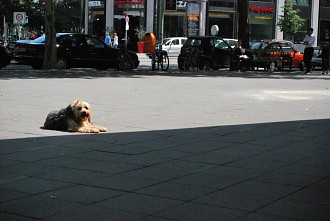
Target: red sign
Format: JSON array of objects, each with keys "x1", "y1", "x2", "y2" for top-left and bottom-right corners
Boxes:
[
  {"x1": 114, "y1": 0, "x2": 145, "y2": 6},
  {"x1": 250, "y1": 6, "x2": 275, "y2": 13}
]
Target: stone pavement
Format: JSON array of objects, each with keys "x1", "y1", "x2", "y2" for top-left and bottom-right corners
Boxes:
[{"x1": 0, "y1": 67, "x2": 330, "y2": 221}]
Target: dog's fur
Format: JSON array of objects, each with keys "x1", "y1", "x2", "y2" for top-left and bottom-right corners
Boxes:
[{"x1": 44, "y1": 99, "x2": 107, "y2": 133}]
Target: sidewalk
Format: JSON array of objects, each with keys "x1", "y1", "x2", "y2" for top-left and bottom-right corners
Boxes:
[{"x1": 0, "y1": 69, "x2": 330, "y2": 220}]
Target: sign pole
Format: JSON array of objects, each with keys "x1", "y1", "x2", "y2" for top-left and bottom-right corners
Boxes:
[
  {"x1": 3, "y1": 16, "x2": 6, "y2": 42},
  {"x1": 125, "y1": 4, "x2": 129, "y2": 51}
]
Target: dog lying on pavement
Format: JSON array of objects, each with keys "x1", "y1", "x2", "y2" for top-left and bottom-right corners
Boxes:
[{"x1": 44, "y1": 99, "x2": 107, "y2": 133}]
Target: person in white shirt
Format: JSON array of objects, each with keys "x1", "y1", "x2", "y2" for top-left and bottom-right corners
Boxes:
[
  {"x1": 112, "y1": 33, "x2": 119, "y2": 48},
  {"x1": 303, "y1": 28, "x2": 316, "y2": 74}
]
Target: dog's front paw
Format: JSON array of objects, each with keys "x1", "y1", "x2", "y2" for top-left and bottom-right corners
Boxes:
[
  {"x1": 98, "y1": 126, "x2": 107, "y2": 132},
  {"x1": 78, "y1": 127, "x2": 100, "y2": 133}
]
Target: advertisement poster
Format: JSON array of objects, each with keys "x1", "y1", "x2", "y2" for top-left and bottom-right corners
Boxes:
[{"x1": 186, "y1": 3, "x2": 199, "y2": 36}]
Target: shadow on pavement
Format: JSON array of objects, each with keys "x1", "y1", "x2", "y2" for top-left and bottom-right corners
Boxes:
[
  {"x1": 0, "y1": 119, "x2": 330, "y2": 220},
  {"x1": 1, "y1": 67, "x2": 329, "y2": 80}
]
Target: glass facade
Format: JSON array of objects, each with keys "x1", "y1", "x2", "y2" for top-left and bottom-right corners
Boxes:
[
  {"x1": 88, "y1": 0, "x2": 328, "y2": 51},
  {"x1": 249, "y1": 1, "x2": 275, "y2": 41}
]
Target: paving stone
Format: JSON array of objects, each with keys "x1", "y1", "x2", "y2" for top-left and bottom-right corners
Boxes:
[
  {"x1": 222, "y1": 180, "x2": 299, "y2": 198},
  {"x1": 0, "y1": 212, "x2": 39, "y2": 221},
  {"x1": 94, "y1": 192, "x2": 182, "y2": 215},
  {"x1": 0, "y1": 177, "x2": 71, "y2": 195},
  {"x1": 86, "y1": 174, "x2": 160, "y2": 191},
  {"x1": 194, "y1": 189, "x2": 277, "y2": 211},
  {"x1": 40, "y1": 184, "x2": 124, "y2": 204},
  {"x1": 257, "y1": 199, "x2": 330, "y2": 220},
  {"x1": 136, "y1": 181, "x2": 216, "y2": 201},
  {"x1": 171, "y1": 172, "x2": 244, "y2": 189},
  {"x1": 251, "y1": 171, "x2": 320, "y2": 187},
  {"x1": 45, "y1": 205, "x2": 144, "y2": 221},
  {"x1": 235, "y1": 212, "x2": 296, "y2": 221},
  {"x1": 154, "y1": 202, "x2": 247, "y2": 221},
  {"x1": 0, "y1": 194, "x2": 82, "y2": 219}
]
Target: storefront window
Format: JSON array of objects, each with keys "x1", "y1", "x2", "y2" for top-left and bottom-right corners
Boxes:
[
  {"x1": 249, "y1": 1, "x2": 275, "y2": 41},
  {"x1": 208, "y1": 0, "x2": 236, "y2": 38},
  {"x1": 113, "y1": 0, "x2": 145, "y2": 47},
  {"x1": 163, "y1": 0, "x2": 186, "y2": 37},
  {"x1": 292, "y1": 0, "x2": 309, "y2": 5},
  {"x1": 320, "y1": 0, "x2": 330, "y2": 7}
]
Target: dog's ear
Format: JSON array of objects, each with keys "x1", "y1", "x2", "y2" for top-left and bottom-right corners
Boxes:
[{"x1": 70, "y1": 99, "x2": 80, "y2": 108}]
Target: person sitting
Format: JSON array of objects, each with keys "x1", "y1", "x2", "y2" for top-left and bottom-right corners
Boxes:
[{"x1": 234, "y1": 39, "x2": 252, "y2": 71}]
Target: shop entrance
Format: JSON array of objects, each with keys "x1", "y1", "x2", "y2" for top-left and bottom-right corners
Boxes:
[{"x1": 113, "y1": 15, "x2": 141, "y2": 52}]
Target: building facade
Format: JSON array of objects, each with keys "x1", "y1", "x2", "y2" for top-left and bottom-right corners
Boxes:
[{"x1": 88, "y1": 0, "x2": 330, "y2": 50}]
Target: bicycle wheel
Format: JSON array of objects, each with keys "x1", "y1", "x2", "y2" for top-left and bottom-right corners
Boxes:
[
  {"x1": 151, "y1": 53, "x2": 159, "y2": 71},
  {"x1": 190, "y1": 48, "x2": 199, "y2": 71},
  {"x1": 118, "y1": 52, "x2": 134, "y2": 70},
  {"x1": 183, "y1": 55, "x2": 191, "y2": 70},
  {"x1": 160, "y1": 53, "x2": 169, "y2": 71}
]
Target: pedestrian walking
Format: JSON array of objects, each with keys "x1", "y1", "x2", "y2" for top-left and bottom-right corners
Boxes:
[
  {"x1": 104, "y1": 32, "x2": 112, "y2": 47},
  {"x1": 112, "y1": 33, "x2": 119, "y2": 48},
  {"x1": 303, "y1": 28, "x2": 316, "y2": 74},
  {"x1": 320, "y1": 30, "x2": 330, "y2": 75}
]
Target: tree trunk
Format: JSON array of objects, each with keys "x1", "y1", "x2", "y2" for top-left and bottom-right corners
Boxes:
[
  {"x1": 237, "y1": 0, "x2": 250, "y2": 48},
  {"x1": 43, "y1": 0, "x2": 57, "y2": 69}
]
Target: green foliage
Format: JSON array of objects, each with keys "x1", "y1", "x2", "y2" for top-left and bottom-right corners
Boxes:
[
  {"x1": 134, "y1": 25, "x2": 146, "y2": 41},
  {"x1": 0, "y1": 0, "x2": 43, "y2": 30},
  {"x1": 0, "y1": 0, "x2": 81, "y2": 33},
  {"x1": 277, "y1": 0, "x2": 304, "y2": 39}
]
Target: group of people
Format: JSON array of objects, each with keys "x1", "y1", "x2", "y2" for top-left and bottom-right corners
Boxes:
[
  {"x1": 104, "y1": 32, "x2": 119, "y2": 48},
  {"x1": 303, "y1": 27, "x2": 330, "y2": 75}
]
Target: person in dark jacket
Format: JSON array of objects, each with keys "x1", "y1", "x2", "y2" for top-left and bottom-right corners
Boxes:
[{"x1": 320, "y1": 30, "x2": 330, "y2": 75}]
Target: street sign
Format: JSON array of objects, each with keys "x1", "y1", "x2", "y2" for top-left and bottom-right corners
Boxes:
[
  {"x1": 125, "y1": 16, "x2": 129, "y2": 30},
  {"x1": 13, "y1": 12, "x2": 26, "y2": 25}
]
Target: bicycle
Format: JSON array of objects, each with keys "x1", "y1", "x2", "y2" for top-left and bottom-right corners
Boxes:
[
  {"x1": 183, "y1": 47, "x2": 199, "y2": 71},
  {"x1": 118, "y1": 46, "x2": 135, "y2": 71},
  {"x1": 150, "y1": 49, "x2": 169, "y2": 71}
]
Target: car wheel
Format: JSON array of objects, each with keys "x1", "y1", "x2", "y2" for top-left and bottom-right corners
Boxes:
[
  {"x1": 118, "y1": 52, "x2": 134, "y2": 70},
  {"x1": 56, "y1": 58, "x2": 68, "y2": 70}
]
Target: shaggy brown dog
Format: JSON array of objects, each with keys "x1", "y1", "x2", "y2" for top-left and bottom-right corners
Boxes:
[{"x1": 44, "y1": 99, "x2": 107, "y2": 133}]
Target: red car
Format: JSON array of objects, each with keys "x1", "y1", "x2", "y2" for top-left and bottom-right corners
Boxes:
[{"x1": 250, "y1": 40, "x2": 305, "y2": 71}]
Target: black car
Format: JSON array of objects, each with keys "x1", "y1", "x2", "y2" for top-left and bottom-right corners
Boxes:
[
  {"x1": 14, "y1": 33, "x2": 139, "y2": 70},
  {"x1": 178, "y1": 36, "x2": 234, "y2": 70},
  {"x1": 0, "y1": 45, "x2": 11, "y2": 69}
]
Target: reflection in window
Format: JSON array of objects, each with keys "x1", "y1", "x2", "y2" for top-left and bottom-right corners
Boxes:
[
  {"x1": 86, "y1": 37, "x2": 104, "y2": 48},
  {"x1": 292, "y1": 0, "x2": 309, "y2": 6},
  {"x1": 321, "y1": 0, "x2": 330, "y2": 7}
]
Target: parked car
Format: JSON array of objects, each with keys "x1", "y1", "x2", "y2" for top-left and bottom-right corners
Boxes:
[
  {"x1": 161, "y1": 37, "x2": 187, "y2": 57},
  {"x1": 6, "y1": 39, "x2": 32, "y2": 57},
  {"x1": 0, "y1": 45, "x2": 11, "y2": 69},
  {"x1": 249, "y1": 40, "x2": 305, "y2": 71},
  {"x1": 14, "y1": 33, "x2": 139, "y2": 70},
  {"x1": 178, "y1": 36, "x2": 234, "y2": 70}
]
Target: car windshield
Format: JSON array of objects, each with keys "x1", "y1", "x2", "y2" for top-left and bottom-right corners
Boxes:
[
  {"x1": 251, "y1": 42, "x2": 268, "y2": 49},
  {"x1": 162, "y1": 38, "x2": 171, "y2": 45},
  {"x1": 184, "y1": 38, "x2": 202, "y2": 46},
  {"x1": 214, "y1": 39, "x2": 229, "y2": 49}
]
